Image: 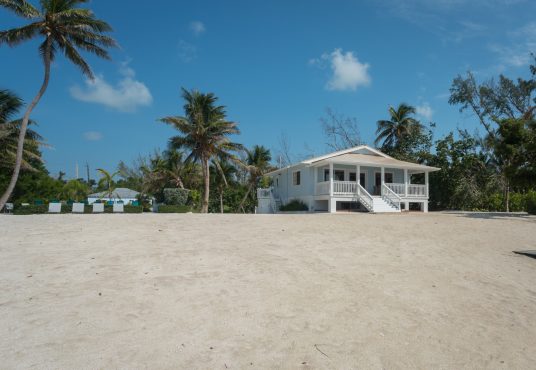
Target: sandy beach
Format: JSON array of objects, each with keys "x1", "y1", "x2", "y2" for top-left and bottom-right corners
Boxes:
[{"x1": 1, "y1": 212, "x2": 535, "y2": 369}]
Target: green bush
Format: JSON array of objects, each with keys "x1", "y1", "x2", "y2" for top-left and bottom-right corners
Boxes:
[
  {"x1": 13, "y1": 204, "x2": 48, "y2": 215},
  {"x1": 124, "y1": 205, "x2": 143, "y2": 213},
  {"x1": 279, "y1": 199, "x2": 308, "y2": 212},
  {"x1": 486, "y1": 193, "x2": 503, "y2": 212},
  {"x1": 157, "y1": 204, "x2": 191, "y2": 213},
  {"x1": 509, "y1": 193, "x2": 526, "y2": 212},
  {"x1": 526, "y1": 191, "x2": 536, "y2": 215},
  {"x1": 163, "y1": 188, "x2": 190, "y2": 206}
]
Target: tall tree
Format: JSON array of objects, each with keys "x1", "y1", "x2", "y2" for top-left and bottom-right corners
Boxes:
[
  {"x1": 96, "y1": 168, "x2": 119, "y2": 199},
  {"x1": 160, "y1": 88, "x2": 242, "y2": 213},
  {"x1": 375, "y1": 103, "x2": 423, "y2": 149},
  {"x1": 210, "y1": 159, "x2": 237, "y2": 213},
  {"x1": 238, "y1": 145, "x2": 272, "y2": 213},
  {"x1": 0, "y1": 0, "x2": 117, "y2": 210}
]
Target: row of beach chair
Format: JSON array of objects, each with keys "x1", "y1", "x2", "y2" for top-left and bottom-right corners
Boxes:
[{"x1": 48, "y1": 202, "x2": 125, "y2": 214}]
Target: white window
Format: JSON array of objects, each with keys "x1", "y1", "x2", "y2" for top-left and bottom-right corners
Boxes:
[{"x1": 293, "y1": 171, "x2": 301, "y2": 186}]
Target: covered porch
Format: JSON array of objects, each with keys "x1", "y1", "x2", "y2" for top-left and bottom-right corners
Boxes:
[{"x1": 313, "y1": 161, "x2": 432, "y2": 212}]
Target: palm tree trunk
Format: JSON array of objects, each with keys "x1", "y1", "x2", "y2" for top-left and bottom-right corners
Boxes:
[
  {"x1": 505, "y1": 179, "x2": 510, "y2": 213},
  {"x1": 201, "y1": 156, "x2": 210, "y2": 213},
  {"x1": 219, "y1": 190, "x2": 223, "y2": 214},
  {"x1": 238, "y1": 184, "x2": 252, "y2": 214},
  {"x1": 0, "y1": 37, "x2": 52, "y2": 211}
]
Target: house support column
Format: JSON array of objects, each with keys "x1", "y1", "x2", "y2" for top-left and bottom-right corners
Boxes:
[
  {"x1": 329, "y1": 162, "x2": 334, "y2": 196},
  {"x1": 356, "y1": 165, "x2": 360, "y2": 195},
  {"x1": 425, "y1": 171, "x2": 429, "y2": 198},
  {"x1": 328, "y1": 197, "x2": 336, "y2": 213},
  {"x1": 404, "y1": 169, "x2": 408, "y2": 197},
  {"x1": 380, "y1": 166, "x2": 385, "y2": 195}
]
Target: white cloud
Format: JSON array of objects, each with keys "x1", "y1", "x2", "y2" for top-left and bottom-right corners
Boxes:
[
  {"x1": 178, "y1": 40, "x2": 197, "y2": 62},
  {"x1": 70, "y1": 62, "x2": 153, "y2": 112},
  {"x1": 189, "y1": 21, "x2": 206, "y2": 36},
  {"x1": 83, "y1": 131, "x2": 103, "y2": 141},
  {"x1": 311, "y1": 49, "x2": 371, "y2": 91},
  {"x1": 489, "y1": 21, "x2": 536, "y2": 68},
  {"x1": 416, "y1": 102, "x2": 434, "y2": 120}
]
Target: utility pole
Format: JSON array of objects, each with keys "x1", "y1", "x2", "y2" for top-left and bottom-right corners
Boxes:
[{"x1": 75, "y1": 162, "x2": 79, "y2": 179}]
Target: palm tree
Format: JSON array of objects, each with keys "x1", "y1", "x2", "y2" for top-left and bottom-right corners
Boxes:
[
  {"x1": 96, "y1": 168, "x2": 119, "y2": 199},
  {"x1": 0, "y1": 0, "x2": 117, "y2": 210},
  {"x1": 211, "y1": 159, "x2": 237, "y2": 213},
  {"x1": 0, "y1": 90, "x2": 46, "y2": 172},
  {"x1": 160, "y1": 88, "x2": 243, "y2": 213},
  {"x1": 238, "y1": 145, "x2": 272, "y2": 213},
  {"x1": 374, "y1": 103, "x2": 422, "y2": 149}
]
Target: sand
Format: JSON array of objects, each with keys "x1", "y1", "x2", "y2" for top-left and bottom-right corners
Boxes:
[{"x1": 1, "y1": 212, "x2": 536, "y2": 369}]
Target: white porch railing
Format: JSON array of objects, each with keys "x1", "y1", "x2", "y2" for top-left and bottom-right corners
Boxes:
[
  {"x1": 357, "y1": 183, "x2": 374, "y2": 211},
  {"x1": 382, "y1": 183, "x2": 401, "y2": 210},
  {"x1": 385, "y1": 183, "x2": 427, "y2": 197},
  {"x1": 334, "y1": 181, "x2": 358, "y2": 194}
]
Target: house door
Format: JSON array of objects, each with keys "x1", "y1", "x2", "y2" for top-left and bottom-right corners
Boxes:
[{"x1": 375, "y1": 172, "x2": 393, "y2": 195}]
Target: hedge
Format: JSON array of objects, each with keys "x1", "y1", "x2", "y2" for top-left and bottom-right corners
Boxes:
[
  {"x1": 279, "y1": 199, "x2": 308, "y2": 212},
  {"x1": 157, "y1": 205, "x2": 191, "y2": 213}
]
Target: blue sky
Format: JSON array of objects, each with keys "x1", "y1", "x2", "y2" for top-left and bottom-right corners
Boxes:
[{"x1": 1, "y1": 0, "x2": 535, "y2": 179}]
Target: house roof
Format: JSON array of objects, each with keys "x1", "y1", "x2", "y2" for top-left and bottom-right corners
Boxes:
[
  {"x1": 88, "y1": 187, "x2": 140, "y2": 199},
  {"x1": 265, "y1": 145, "x2": 440, "y2": 175}
]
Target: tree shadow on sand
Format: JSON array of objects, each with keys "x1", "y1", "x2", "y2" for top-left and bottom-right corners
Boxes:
[{"x1": 443, "y1": 211, "x2": 536, "y2": 223}]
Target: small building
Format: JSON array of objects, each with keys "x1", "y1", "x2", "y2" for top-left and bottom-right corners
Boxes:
[
  {"x1": 257, "y1": 145, "x2": 440, "y2": 213},
  {"x1": 87, "y1": 188, "x2": 140, "y2": 205}
]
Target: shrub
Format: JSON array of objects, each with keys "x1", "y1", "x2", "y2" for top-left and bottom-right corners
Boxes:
[
  {"x1": 279, "y1": 199, "x2": 308, "y2": 212},
  {"x1": 163, "y1": 188, "x2": 190, "y2": 206},
  {"x1": 157, "y1": 205, "x2": 191, "y2": 213},
  {"x1": 509, "y1": 193, "x2": 526, "y2": 212},
  {"x1": 124, "y1": 205, "x2": 143, "y2": 213},
  {"x1": 486, "y1": 193, "x2": 503, "y2": 212},
  {"x1": 526, "y1": 191, "x2": 536, "y2": 215},
  {"x1": 13, "y1": 204, "x2": 48, "y2": 215}
]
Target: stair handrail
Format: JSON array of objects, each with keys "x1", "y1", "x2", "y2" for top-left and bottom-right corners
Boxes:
[
  {"x1": 356, "y1": 183, "x2": 374, "y2": 211},
  {"x1": 268, "y1": 187, "x2": 279, "y2": 213},
  {"x1": 382, "y1": 183, "x2": 401, "y2": 210}
]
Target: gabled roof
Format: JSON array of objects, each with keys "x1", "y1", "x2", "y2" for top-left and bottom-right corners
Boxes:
[
  {"x1": 88, "y1": 187, "x2": 140, "y2": 199},
  {"x1": 301, "y1": 145, "x2": 392, "y2": 164},
  {"x1": 265, "y1": 145, "x2": 440, "y2": 175}
]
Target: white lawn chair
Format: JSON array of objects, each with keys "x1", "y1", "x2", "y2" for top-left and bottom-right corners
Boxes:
[
  {"x1": 72, "y1": 203, "x2": 85, "y2": 213},
  {"x1": 3, "y1": 203, "x2": 14, "y2": 214},
  {"x1": 92, "y1": 203, "x2": 104, "y2": 213},
  {"x1": 48, "y1": 202, "x2": 61, "y2": 213},
  {"x1": 113, "y1": 203, "x2": 124, "y2": 213}
]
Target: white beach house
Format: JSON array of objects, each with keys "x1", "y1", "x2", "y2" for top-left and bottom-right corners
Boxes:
[
  {"x1": 87, "y1": 187, "x2": 140, "y2": 205},
  {"x1": 257, "y1": 145, "x2": 440, "y2": 213}
]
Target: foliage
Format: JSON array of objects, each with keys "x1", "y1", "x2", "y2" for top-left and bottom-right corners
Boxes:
[
  {"x1": 163, "y1": 188, "x2": 189, "y2": 206},
  {"x1": 160, "y1": 88, "x2": 243, "y2": 212},
  {"x1": 208, "y1": 184, "x2": 255, "y2": 213},
  {"x1": 96, "y1": 168, "x2": 119, "y2": 198},
  {"x1": 238, "y1": 145, "x2": 273, "y2": 212},
  {"x1": 526, "y1": 191, "x2": 536, "y2": 215},
  {"x1": 157, "y1": 204, "x2": 191, "y2": 213},
  {"x1": 375, "y1": 103, "x2": 424, "y2": 149},
  {"x1": 13, "y1": 204, "x2": 48, "y2": 214},
  {"x1": 61, "y1": 179, "x2": 89, "y2": 202},
  {"x1": 279, "y1": 199, "x2": 308, "y2": 212},
  {"x1": 0, "y1": 90, "x2": 45, "y2": 171}
]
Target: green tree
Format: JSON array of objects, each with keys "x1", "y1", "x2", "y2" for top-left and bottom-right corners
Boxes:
[
  {"x1": 238, "y1": 145, "x2": 272, "y2": 213},
  {"x1": 61, "y1": 179, "x2": 89, "y2": 201},
  {"x1": 160, "y1": 88, "x2": 243, "y2": 213},
  {"x1": 210, "y1": 159, "x2": 237, "y2": 213},
  {"x1": 96, "y1": 168, "x2": 119, "y2": 199},
  {"x1": 0, "y1": 90, "x2": 45, "y2": 172},
  {"x1": 375, "y1": 103, "x2": 423, "y2": 150},
  {"x1": 0, "y1": 0, "x2": 117, "y2": 210}
]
